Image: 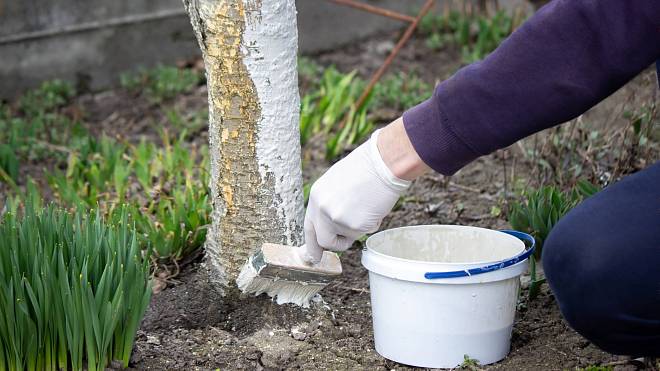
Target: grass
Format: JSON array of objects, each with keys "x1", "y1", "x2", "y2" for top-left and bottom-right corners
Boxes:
[{"x1": 0, "y1": 204, "x2": 151, "y2": 370}]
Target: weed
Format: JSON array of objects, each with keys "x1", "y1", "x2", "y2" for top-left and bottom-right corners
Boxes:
[
  {"x1": 120, "y1": 65, "x2": 203, "y2": 102},
  {"x1": 0, "y1": 204, "x2": 151, "y2": 370},
  {"x1": 508, "y1": 181, "x2": 599, "y2": 298},
  {"x1": 459, "y1": 354, "x2": 481, "y2": 370}
]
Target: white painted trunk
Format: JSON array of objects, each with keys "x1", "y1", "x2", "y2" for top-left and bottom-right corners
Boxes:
[{"x1": 183, "y1": 0, "x2": 304, "y2": 287}]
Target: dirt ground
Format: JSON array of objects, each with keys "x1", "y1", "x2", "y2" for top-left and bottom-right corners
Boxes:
[
  {"x1": 127, "y1": 158, "x2": 635, "y2": 371},
  {"x1": 7, "y1": 26, "x2": 657, "y2": 370},
  {"x1": 122, "y1": 31, "x2": 658, "y2": 370}
]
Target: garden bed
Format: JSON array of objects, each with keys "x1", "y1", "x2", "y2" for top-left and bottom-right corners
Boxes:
[{"x1": 2, "y1": 23, "x2": 657, "y2": 370}]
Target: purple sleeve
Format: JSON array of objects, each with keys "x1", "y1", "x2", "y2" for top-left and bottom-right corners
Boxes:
[{"x1": 403, "y1": 0, "x2": 660, "y2": 175}]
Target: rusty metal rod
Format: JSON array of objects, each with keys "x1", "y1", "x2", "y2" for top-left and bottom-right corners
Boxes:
[
  {"x1": 327, "y1": 0, "x2": 416, "y2": 23},
  {"x1": 351, "y1": 0, "x2": 435, "y2": 114}
]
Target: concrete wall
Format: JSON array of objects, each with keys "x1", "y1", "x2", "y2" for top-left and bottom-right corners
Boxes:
[{"x1": 0, "y1": 0, "x2": 429, "y2": 98}]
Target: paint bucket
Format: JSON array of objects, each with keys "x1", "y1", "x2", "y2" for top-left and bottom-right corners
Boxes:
[{"x1": 362, "y1": 225, "x2": 535, "y2": 368}]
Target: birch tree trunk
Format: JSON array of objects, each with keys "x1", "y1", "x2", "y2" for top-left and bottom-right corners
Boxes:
[{"x1": 182, "y1": 0, "x2": 305, "y2": 288}]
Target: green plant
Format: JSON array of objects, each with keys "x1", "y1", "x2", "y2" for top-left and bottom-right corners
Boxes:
[
  {"x1": 508, "y1": 181, "x2": 600, "y2": 298},
  {"x1": 0, "y1": 204, "x2": 151, "y2": 370},
  {"x1": 419, "y1": 9, "x2": 518, "y2": 63},
  {"x1": 0, "y1": 144, "x2": 19, "y2": 184},
  {"x1": 48, "y1": 135, "x2": 130, "y2": 208},
  {"x1": 298, "y1": 57, "x2": 322, "y2": 82},
  {"x1": 371, "y1": 71, "x2": 433, "y2": 111},
  {"x1": 298, "y1": 66, "x2": 374, "y2": 159},
  {"x1": 120, "y1": 65, "x2": 203, "y2": 102},
  {"x1": 576, "y1": 366, "x2": 613, "y2": 371},
  {"x1": 164, "y1": 107, "x2": 208, "y2": 134},
  {"x1": 19, "y1": 80, "x2": 75, "y2": 117},
  {"x1": 461, "y1": 10, "x2": 514, "y2": 63},
  {"x1": 47, "y1": 131, "x2": 210, "y2": 262},
  {"x1": 459, "y1": 354, "x2": 481, "y2": 370},
  {"x1": 0, "y1": 80, "x2": 86, "y2": 173},
  {"x1": 521, "y1": 103, "x2": 658, "y2": 189},
  {"x1": 128, "y1": 133, "x2": 210, "y2": 261},
  {"x1": 325, "y1": 105, "x2": 373, "y2": 160}
]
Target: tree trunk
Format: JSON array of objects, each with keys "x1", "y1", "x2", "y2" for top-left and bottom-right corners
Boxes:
[{"x1": 182, "y1": 0, "x2": 304, "y2": 288}]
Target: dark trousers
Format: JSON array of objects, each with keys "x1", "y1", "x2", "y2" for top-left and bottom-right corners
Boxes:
[{"x1": 543, "y1": 161, "x2": 660, "y2": 357}]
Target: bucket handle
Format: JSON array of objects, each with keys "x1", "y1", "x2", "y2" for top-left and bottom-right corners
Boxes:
[{"x1": 424, "y1": 230, "x2": 535, "y2": 279}]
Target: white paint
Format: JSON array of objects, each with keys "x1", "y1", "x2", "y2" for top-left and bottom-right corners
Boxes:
[
  {"x1": 242, "y1": 0, "x2": 305, "y2": 247},
  {"x1": 236, "y1": 256, "x2": 324, "y2": 308}
]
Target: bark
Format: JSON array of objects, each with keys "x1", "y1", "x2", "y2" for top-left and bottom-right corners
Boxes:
[{"x1": 182, "y1": 0, "x2": 304, "y2": 288}]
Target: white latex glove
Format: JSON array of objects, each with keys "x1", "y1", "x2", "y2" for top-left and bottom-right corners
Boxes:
[{"x1": 302, "y1": 129, "x2": 411, "y2": 264}]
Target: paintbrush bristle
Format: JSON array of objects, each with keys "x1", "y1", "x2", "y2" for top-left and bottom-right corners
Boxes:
[{"x1": 236, "y1": 243, "x2": 342, "y2": 307}]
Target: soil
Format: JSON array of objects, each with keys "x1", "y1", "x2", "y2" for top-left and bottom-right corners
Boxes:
[
  {"x1": 124, "y1": 30, "x2": 656, "y2": 370},
  {"x1": 127, "y1": 158, "x2": 635, "y2": 371},
  {"x1": 4, "y1": 26, "x2": 658, "y2": 370}
]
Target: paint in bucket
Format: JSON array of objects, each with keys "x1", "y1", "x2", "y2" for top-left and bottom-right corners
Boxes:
[{"x1": 362, "y1": 225, "x2": 535, "y2": 368}]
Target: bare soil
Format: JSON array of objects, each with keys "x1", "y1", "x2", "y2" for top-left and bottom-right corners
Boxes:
[
  {"x1": 127, "y1": 157, "x2": 636, "y2": 371},
  {"x1": 124, "y1": 31, "x2": 657, "y2": 370}
]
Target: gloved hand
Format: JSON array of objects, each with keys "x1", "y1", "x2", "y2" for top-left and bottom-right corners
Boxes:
[{"x1": 302, "y1": 129, "x2": 411, "y2": 264}]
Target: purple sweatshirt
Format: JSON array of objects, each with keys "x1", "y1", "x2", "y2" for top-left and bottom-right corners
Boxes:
[{"x1": 403, "y1": 0, "x2": 660, "y2": 175}]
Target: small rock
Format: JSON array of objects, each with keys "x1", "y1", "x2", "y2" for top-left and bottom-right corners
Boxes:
[
  {"x1": 305, "y1": 321, "x2": 321, "y2": 333},
  {"x1": 246, "y1": 350, "x2": 261, "y2": 360},
  {"x1": 425, "y1": 203, "x2": 443, "y2": 215},
  {"x1": 146, "y1": 335, "x2": 161, "y2": 345},
  {"x1": 373, "y1": 40, "x2": 395, "y2": 55},
  {"x1": 223, "y1": 338, "x2": 236, "y2": 346},
  {"x1": 290, "y1": 327, "x2": 307, "y2": 341}
]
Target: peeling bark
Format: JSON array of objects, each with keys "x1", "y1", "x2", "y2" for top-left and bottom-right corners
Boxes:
[{"x1": 183, "y1": 0, "x2": 304, "y2": 288}]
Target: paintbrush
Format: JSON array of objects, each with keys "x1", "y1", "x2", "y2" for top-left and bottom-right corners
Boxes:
[{"x1": 237, "y1": 243, "x2": 342, "y2": 307}]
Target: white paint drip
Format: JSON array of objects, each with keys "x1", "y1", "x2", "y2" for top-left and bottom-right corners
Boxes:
[
  {"x1": 237, "y1": 256, "x2": 324, "y2": 308},
  {"x1": 242, "y1": 0, "x2": 304, "y2": 247}
]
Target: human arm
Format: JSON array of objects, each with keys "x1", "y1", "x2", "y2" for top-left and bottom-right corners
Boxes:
[
  {"x1": 303, "y1": 0, "x2": 660, "y2": 262},
  {"x1": 404, "y1": 0, "x2": 660, "y2": 175}
]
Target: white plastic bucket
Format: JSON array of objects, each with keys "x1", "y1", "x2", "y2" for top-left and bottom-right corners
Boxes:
[{"x1": 362, "y1": 225, "x2": 535, "y2": 368}]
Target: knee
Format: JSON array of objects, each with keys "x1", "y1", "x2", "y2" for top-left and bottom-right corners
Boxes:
[
  {"x1": 541, "y1": 215, "x2": 614, "y2": 346},
  {"x1": 540, "y1": 213, "x2": 650, "y2": 355}
]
